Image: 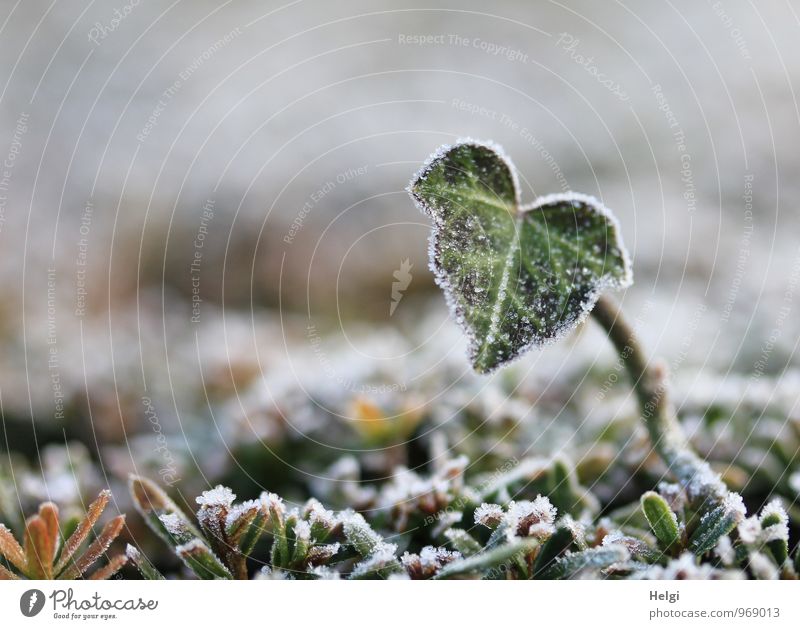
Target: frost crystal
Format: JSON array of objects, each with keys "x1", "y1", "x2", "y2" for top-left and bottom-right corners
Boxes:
[
  {"x1": 159, "y1": 512, "x2": 186, "y2": 536},
  {"x1": 196, "y1": 485, "x2": 236, "y2": 508},
  {"x1": 304, "y1": 498, "x2": 337, "y2": 532},
  {"x1": 401, "y1": 546, "x2": 461, "y2": 579},
  {"x1": 474, "y1": 503, "x2": 504, "y2": 529},
  {"x1": 789, "y1": 471, "x2": 800, "y2": 496},
  {"x1": 342, "y1": 512, "x2": 384, "y2": 556},
  {"x1": 261, "y1": 492, "x2": 285, "y2": 517},
  {"x1": 723, "y1": 492, "x2": 746, "y2": 522},
  {"x1": 714, "y1": 536, "x2": 736, "y2": 566},
  {"x1": 505, "y1": 496, "x2": 557, "y2": 538},
  {"x1": 638, "y1": 552, "x2": 743, "y2": 580},
  {"x1": 307, "y1": 543, "x2": 341, "y2": 566},
  {"x1": 293, "y1": 520, "x2": 311, "y2": 542},
  {"x1": 224, "y1": 499, "x2": 261, "y2": 530},
  {"x1": 408, "y1": 140, "x2": 632, "y2": 373}
]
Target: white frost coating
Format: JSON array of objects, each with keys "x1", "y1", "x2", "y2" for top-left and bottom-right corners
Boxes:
[
  {"x1": 175, "y1": 538, "x2": 209, "y2": 554},
  {"x1": 260, "y1": 491, "x2": 285, "y2": 516},
  {"x1": 308, "y1": 565, "x2": 341, "y2": 580},
  {"x1": 350, "y1": 543, "x2": 399, "y2": 578},
  {"x1": 159, "y1": 512, "x2": 186, "y2": 536},
  {"x1": 522, "y1": 191, "x2": 634, "y2": 290},
  {"x1": 789, "y1": 471, "x2": 800, "y2": 496},
  {"x1": 224, "y1": 499, "x2": 261, "y2": 530},
  {"x1": 736, "y1": 516, "x2": 761, "y2": 545},
  {"x1": 505, "y1": 496, "x2": 557, "y2": 537},
  {"x1": 406, "y1": 138, "x2": 522, "y2": 215},
  {"x1": 307, "y1": 542, "x2": 341, "y2": 564},
  {"x1": 196, "y1": 485, "x2": 235, "y2": 508},
  {"x1": 293, "y1": 520, "x2": 311, "y2": 541},
  {"x1": 342, "y1": 511, "x2": 384, "y2": 556},
  {"x1": 473, "y1": 503, "x2": 504, "y2": 528},
  {"x1": 714, "y1": 536, "x2": 736, "y2": 566},
  {"x1": 125, "y1": 544, "x2": 141, "y2": 560},
  {"x1": 748, "y1": 551, "x2": 779, "y2": 580},
  {"x1": 407, "y1": 140, "x2": 634, "y2": 373},
  {"x1": 723, "y1": 492, "x2": 747, "y2": 522},
  {"x1": 758, "y1": 499, "x2": 789, "y2": 543}
]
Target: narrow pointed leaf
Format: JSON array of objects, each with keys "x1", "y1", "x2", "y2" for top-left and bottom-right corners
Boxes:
[
  {"x1": 533, "y1": 526, "x2": 574, "y2": 578},
  {"x1": 0, "y1": 524, "x2": 26, "y2": 573},
  {"x1": 129, "y1": 476, "x2": 202, "y2": 546},
  {"x1": 0, "y1": 563, "x2": 19, "y2": 579},
  {"x1": 409, "y1": 140, "x2": 632, "y2": 373},
  {"x1": 541, "y1": 545, "x2": 629, "y2": 579},
  {"x1": 126, "y1": 544, "x2": 165, "y2": 580},
  {"x1": 55, "y1": 489, "x2": 111, "y2": 574},
  {"x1": 88, "y1": 554, "x2": 127, "y2": 580},
  {"x1": 24, "y1": 516, "x2": 53, "y2": 579},
  {"x1": 435, "y1": 538, "x2": 538, "y2": 579},
  {"x1": 59, "y1": 515, "x2": 125, "y2": 579},
  {"x1": 175, "y1": 539, "x2": 232, "y2": 579},
  {"x1": 689, "y1": 498, "x2": 744, "y2": 556}
]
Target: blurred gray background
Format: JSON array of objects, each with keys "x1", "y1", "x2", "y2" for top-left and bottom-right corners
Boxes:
[{"x1": 0, "y1": 0, "x2": 799, "y2": 444}]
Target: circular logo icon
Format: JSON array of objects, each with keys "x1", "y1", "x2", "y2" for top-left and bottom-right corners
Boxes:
[{"x1": 20, "y1": 589, "x2": 45, "y2": 617}]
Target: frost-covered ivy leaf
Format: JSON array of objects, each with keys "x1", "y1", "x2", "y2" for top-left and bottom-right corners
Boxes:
[{"x1": 408, "y1": 140, "x2": 632, "y2": 373}]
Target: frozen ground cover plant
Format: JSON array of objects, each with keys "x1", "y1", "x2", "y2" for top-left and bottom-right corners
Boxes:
[
  {"x1": 0, "y1": 490, "x2": 126, "y2": 580},
  {"x1": 407, "y1": 140, "x2": 763, "y2": 572}
]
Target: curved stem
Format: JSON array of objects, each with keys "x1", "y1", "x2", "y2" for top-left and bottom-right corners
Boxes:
[{"x1": 591, "y1": 295, "x2": 724, "y2": 504}]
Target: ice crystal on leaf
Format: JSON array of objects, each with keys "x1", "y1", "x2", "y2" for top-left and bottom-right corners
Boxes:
[
  {"x1": 505, "y1": 496, "x2": 557, "y2": 538},
  {"x1": 196, "y1": 485, "x2": 236, "y2": 508},
  {"x1": 474, "y1": 503, "x2": 504, "y2": 529},
  {"x1": 408, "y1": 140, "x2": 632, "y2": 373}
]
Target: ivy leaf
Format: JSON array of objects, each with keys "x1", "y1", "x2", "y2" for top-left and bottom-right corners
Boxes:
[{"x1": 408, "y1": 140, "x2": 632, "y2": 373}]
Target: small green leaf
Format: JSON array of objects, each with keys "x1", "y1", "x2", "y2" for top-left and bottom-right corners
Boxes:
[
  {"x1": 689, "y1": 497, "x2": 744, "y2": 556},
  {"x1": 129, "y1": 476, "x2": 202, "y2": 546},
  {"x1": 760, "y1": 504, "x2": 789, "y2": 567},
  {"x1": 532, "y1": 526, "x2": 574, "y2": 578},
  {"x1": 125, "y1": 545, "x2": 165, "y2": 580},
  {"x1": 175, "y1": 538, "x2": 232, "y2": 579},
  {"x1": 342, "y1": 513, "x2": 383, "y2": 558},
  {"x1": 541, "y1": 545, "x2": 629, "y2": 579},
  {"x1": 435, "y1": 538, "x2": 538, "y2": 579},
  {"x1": 641, "y1": 491, "x2": 681, "y2": 552},
  {"x1": 444, "y1": 528, "x2": 482, "y2": 557},
  {"x1": 409, "y1": 140, "x2": 632, "y2": 373}
]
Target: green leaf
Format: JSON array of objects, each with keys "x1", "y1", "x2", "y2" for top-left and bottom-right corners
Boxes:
[
  {"x1": 129, "y1": 476, "x2": 202, "y2": 546},
  {"x1": 175, "y1": 538, "x2": 233, "y2": 580},
  {"x1": 532, "y1": 526, "x2": 574, "y2": 578},
  {"x1": 125, "y1": 545, "x2": 165, "y2": 580},
  {"x1": 761, "y1": 508, "x2": 789, "y2": 567},
  {"x1": 641, "y1": 491, "x2": 681, "y2": 552},
  {"x1": 435, "y1": 538, "x2": 538, "y2": 579},
  {"x1": 540, "y1": 545, "x2": 629, "y2": 580},
  {"x1": 409, "y1": 140, "x2": 632, "y2": 373},
  {"x1": 443, "y1": 528, "x2": 482, "y2": 557},
  {"x1": 342, "y1": 513, "x2": 383, "y2": 557},
  {"x1": 688, "y1": 499, "x2": 743, "y2": 556}
]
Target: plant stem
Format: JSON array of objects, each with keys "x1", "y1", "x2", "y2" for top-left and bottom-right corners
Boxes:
[{"x1": 590, "y1": 295, "x2": 725, "y2": 504}]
